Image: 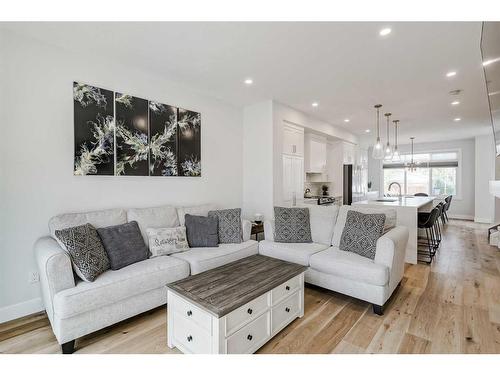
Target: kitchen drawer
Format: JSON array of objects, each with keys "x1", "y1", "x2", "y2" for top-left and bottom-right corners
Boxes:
[
  {"x1": 271, "y1": 292, "x2": 300, "y2": 335},
  {"x1": 172, "y1": 312, "x2": 212, "y2": 354},
  {"x1": 226, "y1": 312, "x2": 270, "y2": 354},
  {"x1": 271, "y1": 274, "x2": 301, "y2": 305},
  {"x1": 169, "y1": 293, "x2": 212, "y2": 332},
  {"x1": 225, "y1": 292, "x2": 269, "y2": 336}
]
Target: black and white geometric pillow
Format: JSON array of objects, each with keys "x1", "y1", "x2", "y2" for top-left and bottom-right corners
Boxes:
[
  {"x1": 208, "y1": 208, "x2": 242, "y2": 244},
  {"x1": 274, "y1": 207, "x2": 312, "y2": 243},
  {"x1": 339, "y1": 210, "x2": 386, "y2": 260},
  {"x1": 55, "y1": 223, "x2": 110, "y2": 282}
]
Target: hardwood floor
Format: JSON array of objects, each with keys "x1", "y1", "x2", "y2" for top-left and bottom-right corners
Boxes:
[{"x1": 1, "y1": 219, "x2": 499, "y2": 354}]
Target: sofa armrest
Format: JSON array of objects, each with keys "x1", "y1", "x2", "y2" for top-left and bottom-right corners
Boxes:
[
  {"x1": 242, "y1": 219, "x2": 252, "y2": 242},
  {"x1": 374, "y1": 226, "x2": 409, "y2": 288},
  {"x1": 264, "y1": 220, "x2": 275, "y2": 241},
  {"x1": 35, "y1": 237, "x2": 75, "y2": 322}
]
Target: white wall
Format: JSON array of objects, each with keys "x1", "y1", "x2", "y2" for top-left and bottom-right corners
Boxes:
[
  {"x1": 0, "y1": 30, "x2": 244, "y2": 318},
  {"x1": 474, "y1": 134, "x2": 495, "y2": 223},
  {"x1": 368, "y1": 138, "x2": 476, "y2": 219}
]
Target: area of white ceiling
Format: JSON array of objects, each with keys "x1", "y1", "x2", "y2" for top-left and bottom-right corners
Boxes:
[{"x1": 1, "y1": 22, "x2": 493, "y2": 144}]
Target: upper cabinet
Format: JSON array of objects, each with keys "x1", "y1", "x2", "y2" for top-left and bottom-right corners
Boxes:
[
  {"x1": 283, "y1": 122, "x2": 304, "y2": 156},
  {"x1": 305, "y1": 133, "x2": 327, "y2": 173}
]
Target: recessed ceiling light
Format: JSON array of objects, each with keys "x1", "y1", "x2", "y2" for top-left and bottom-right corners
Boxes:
[
  {"x1": 312, "y1": 102, "x2": 319, "y2": 107},
  {"x1": 451, "y1": 101, "x2": 460, "y2": 105},
  {"x1": 483, "y1": 57, "x2": 500, "y2": 66},
  {"x1": 244, "y1": 78, "x2": 253, "y2": 85},
  {"x1": 446, "y1": 71, "x2": 457, "y2": 77},
  {"x1": 365, "y1": 129, "x2": 371, "y2": 133},
  {"x1": 454, "y1": 117, "x2": 461, "y2": 122},
  {"x1": 379, "y1": 28, "x2": 392, "y2": 36},
  {"x1": 344, "y1": 119, "x2": 350, "y2": 123}
]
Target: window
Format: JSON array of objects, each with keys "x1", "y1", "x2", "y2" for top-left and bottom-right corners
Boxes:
[{"x1": 382, "y1": 150, "x2": 459, "y2": 197}]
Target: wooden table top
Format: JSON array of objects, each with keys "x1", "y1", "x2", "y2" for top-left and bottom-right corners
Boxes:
[{"x1": 167, "y1": 254, "x2": 307, "y2": 317}]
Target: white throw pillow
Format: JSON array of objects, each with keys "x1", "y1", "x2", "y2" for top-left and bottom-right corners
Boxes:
[{"x1": 147, "y1": 226, "x2": 190, "y2": 257}]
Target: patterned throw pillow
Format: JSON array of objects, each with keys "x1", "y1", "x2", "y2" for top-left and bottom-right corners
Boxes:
[
  {"x1": 339, "y1": 210, "x2": 386, "y2": 260},
  {"x1": 147, "y1": 226, "x2": 190, "y2": 257},
  {"x1": 208, "y1": 208, "x2": 242, "y2": 244},
  {"x1": 55, "y1": 223, "x2": 110, "y2": 282},
  {"x1": 274, "y1": 207, "x2": 312, "y2": 243}
]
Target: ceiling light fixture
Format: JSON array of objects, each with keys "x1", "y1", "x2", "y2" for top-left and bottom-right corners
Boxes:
[
  {"x1": 405, "y1": 137, "x2": 419, "y2": 173},
  {"x1": 365, "y1": 129, "x2": 371, "y2": 133},
  {"x1": 446, "y1": 71, "x2": 457, "y2": 77},
  {"x1": 451, "y1": 101, "x2": 460, "y2": 105},
  {"x1": 344, "y1": 119, "x2": 350, "y2": 123},
  {"x1": 244, "y1": 78, "x2": 253, "y2": 85},
  {"x1": 483, "y1": 57, "x2": 500, "y2": 66},
  {"x1": 392, "y1": 120, "x2": 401, "y2": 162},
  {"x1": 454, "y1": 117, "x2": 461, "y2": 122},
  {"x1": 384, "y1": 112, "x2": 393, "y2": 160},
  {"x1": 312, "y1": 102, "x2": 319, "y2": 107},
  {"x1": 372, "y1": 104, "x2": 385, "y2": 160},
  {"x1": 379, "y1": 28, "x2": 392, "y2": 36}
]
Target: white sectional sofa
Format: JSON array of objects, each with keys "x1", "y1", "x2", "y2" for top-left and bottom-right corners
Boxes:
[
  {"x1": 259, "y1": 205, "x2": 409, "y2": 315},
  {"x1": 34, "y1": 204, "x2": 257, "y2": 353}
]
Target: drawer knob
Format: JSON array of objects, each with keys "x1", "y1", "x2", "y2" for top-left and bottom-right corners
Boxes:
[
  {"x1": 247, "y1": 308, "x2": 253, "y2": 315},
  {"x1": 247, "y1": 334, "x2": 253, "y2": 341},
  {"x1": 187, "y1": 335, "x2": 193, "y2": 342},
  {"x1": 285, "y1": 307, "x2": 290, "y2": 313},
  {"x1": 187, "y1": 310, "x2": 193, "y2": 316},
  {"x1": 285, "y1": 285, "x2": 290, "y2": 291}
]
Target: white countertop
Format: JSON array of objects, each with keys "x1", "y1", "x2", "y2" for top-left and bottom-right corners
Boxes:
[{"x1": 353, "y1": 196, "x2": 435, "y2": 209}]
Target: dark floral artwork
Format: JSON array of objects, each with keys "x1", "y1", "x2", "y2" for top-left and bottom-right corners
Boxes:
[
  {"x1": 115, "y1": 93, "x2": 149, "y2": 176},
  {"x1": 73, "y1": 83, "x2": 201, "y2": 177},
  {"x1": 73, "y1": 82, "x2": 114, "y2": 175},
  {"x1": 178, "y1": 108, "x2": 201, "y2": 176},
  {"x1": 149, "y1": 101, "x2": 178, "y2": 176}
]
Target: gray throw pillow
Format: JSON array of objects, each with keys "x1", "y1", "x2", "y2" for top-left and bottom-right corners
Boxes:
[
  {"x1": 274, "y1": 207, "x2": 312, "y2": 243},
  {"x1": 97, "y1": 221, "x2": 149, "y2": 270},
  {"x1": 55, "y1": 223, "x2": 110, "y2": 282},
  {"x1": 208, "y1": 208, "x2": 242, "y2": 244},
  {"x1": 339, "y1": 210, "x2": 386, "y2": 260},
  {"x1": 184, "y1": 214, "x2": 219, "y2": 247}
]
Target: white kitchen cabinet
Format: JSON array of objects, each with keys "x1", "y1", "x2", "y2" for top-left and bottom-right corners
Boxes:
[
  {"x1": 305, "y1": 134, "x2": 327, "y2": 173},
  {"x1": 283, "y1": 123, "x2": 304, "y2": 157},
  {"x1": 282, "y1": 154, "x2": 304, "y2": 203}
]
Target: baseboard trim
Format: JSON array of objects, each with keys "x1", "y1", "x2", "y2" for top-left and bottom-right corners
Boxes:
[
  {"x1": 474, "y1": 217, "x2": 494, "y2": 224},
  {"x1": 448, "y1": 214, "x2": 474, "y2": 221},
  {"x1": 0, "y1": 298, "x2": 44, "y2": 324}
]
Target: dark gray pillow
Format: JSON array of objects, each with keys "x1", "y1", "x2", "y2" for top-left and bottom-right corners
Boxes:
[
  {"x1": 97, "y1": 221, "x2": 149, "y2": 270},
  {"x1": 208, "y1": 208, "x2": 242, "y2": 244},
  {"x1": 55, "y1": 223, "x2": 110, "y2": 282},
  {"x1": 339, "y1": 210, "x2": 386, "y2": 260},
  {"x1": 274, "y1": 207, "x2": 312, "y2": 243},
  {"x1": 185, "y1": 214, "x2": 219, "y2": 247}
]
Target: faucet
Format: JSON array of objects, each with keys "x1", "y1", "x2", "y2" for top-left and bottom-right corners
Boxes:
[{"x1": 388, "y1": 182, "x2": 402, "y2": 199}]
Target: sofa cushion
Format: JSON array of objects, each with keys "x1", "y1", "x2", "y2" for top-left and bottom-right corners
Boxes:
[
  {"x1": 49, "y1": 208, "x2": 127, "y2": 239},
  {"x1": 258, "y1": 240, "x2": 329, "y2": 266},
  {"x1": 177, "y1": 204, "x2": 217, "y2": 226},
  {"x1": 127, "y1": 205, "x2": 179, "y2": 247},
  {"x1": 185, "y1": 214, "x2": 219, "y2": 247},
  {"x1": 309, "y1": 248, "x2": 389, "y2": 286},
  {"x1": 53, "y1": 256, "x2": 190, "y2": 319},
  {"x1": 274, "y1": 207, "x2": 312, "y2": 243},
  {"x1": 332, "y1": 205, "x2": 396, "y2": 247},
  {"x1": 147, "y1": 226, "x2": 189, "y2": 257},
  {"x1": 306, "y1": 205, "x2": 339, "y2": 245},
  {"x1": 170, "y1": 240, "x2": 258, "y2": 274},
  {"x1": 339, "y1": 211, "x2": 386, "y2": 260},
  {"x1": 208, "y1": 208, "x2": 242, "y2": 244},
  {"x1": 97, "y1": 221, "x2": 149, "y2": 270}
]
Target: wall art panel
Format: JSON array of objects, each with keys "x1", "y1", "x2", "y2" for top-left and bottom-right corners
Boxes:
[
  {"x1": 178, "y1": 108, "x2": 201, "y2": 177},
  {"x1": 149, "y1": 101, "x2": 178, "y2": 176}
]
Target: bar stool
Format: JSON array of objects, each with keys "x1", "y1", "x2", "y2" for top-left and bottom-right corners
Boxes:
[
  {"x1": 443, "y1": 195, "x2": 452, "y2": 223},
  {"x1": 417, "y1": 207, "x2": 440, "y2": 264}
]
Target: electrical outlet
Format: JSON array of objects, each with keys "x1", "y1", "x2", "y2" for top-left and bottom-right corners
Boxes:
[{"x1": 29, "y1": 271, "x2": 40, "y2": 284}]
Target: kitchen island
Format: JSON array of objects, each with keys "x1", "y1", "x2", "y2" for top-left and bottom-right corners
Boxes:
[{"x1": 353, "y1": 196, "x2": 435, "y2": 264}]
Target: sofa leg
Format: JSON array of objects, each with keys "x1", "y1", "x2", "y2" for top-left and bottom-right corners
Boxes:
[
  {"x1": 372, "y1": 304, "x2": 383, "y2": 315},
  {"x1": 61, "y1": 340, "x2": 75, "y2": 354}
]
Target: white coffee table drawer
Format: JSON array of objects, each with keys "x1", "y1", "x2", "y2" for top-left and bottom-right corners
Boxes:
[
  {"x1": 225, "y1": 292, "x2": 269, "y2": 336},
  {"x1": 226, "y1": 311, "x2": 271, "y2": 354},
  {"x1": 172, "y1": 312, "x2": 212, "y2": 353},
  {"x1": 170, "y1": 293, "x2": 212, "y2": 332},
  {"x1": 271, "y1": 292, "x2": 300, "y2": 335},
  {"x1": 271, "y1": 274, "x2": 301, "y2": 305}
]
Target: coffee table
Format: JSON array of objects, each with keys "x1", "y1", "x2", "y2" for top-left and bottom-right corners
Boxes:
[{"x1": 166, "y1": 254, "x2": 306, "y2": 354}]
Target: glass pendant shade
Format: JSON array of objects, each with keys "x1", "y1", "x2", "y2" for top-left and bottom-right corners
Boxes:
[
  {"x1": 384, "y1": 112, "x2": 393, "y2": 159},
  {"x1": 392, "y1": 147, "x2": 401, "y2": 162},
  {"x1": 372, "y1": 104, "x2": 385, "y2": 159},
  {"x1": 391, "y1": 119, "x2": 401, "y2": 161}
]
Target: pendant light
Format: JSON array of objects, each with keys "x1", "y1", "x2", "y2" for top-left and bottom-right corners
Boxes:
[
  {"x1": 392, "y1": 120, "x2": 401, "y2": 162},
  {"x1": 372, "y1": 104, "x2": 384, "y2": 159},
  {"x1": 384, "y1": 112, "x2": 393, "y2": 159},
  {"x1": 405, "y1": 137, "x2": 419, "y2": 172}
]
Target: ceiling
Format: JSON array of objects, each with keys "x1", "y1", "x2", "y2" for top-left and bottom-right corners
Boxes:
[{"x1": 1, "y1": 22, "x2": 494, "y2": 144}]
